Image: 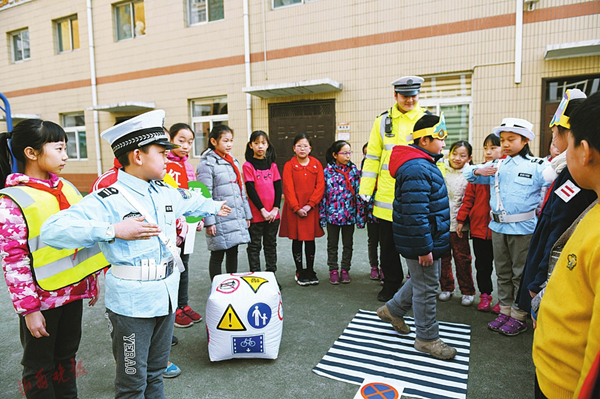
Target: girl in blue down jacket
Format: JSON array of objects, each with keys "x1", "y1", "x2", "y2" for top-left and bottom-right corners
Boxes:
[
  {"x1": 197, "y1": 125, "x2": 252, "y2": 280},
  {"x1": 319, "y1": 140, "x2": 365, "y2": 285}
]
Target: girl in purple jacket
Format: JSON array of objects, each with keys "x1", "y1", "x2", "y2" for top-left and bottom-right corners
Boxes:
[{"x1": 319, "y1": 140, "x2": 365, "y2": 284}]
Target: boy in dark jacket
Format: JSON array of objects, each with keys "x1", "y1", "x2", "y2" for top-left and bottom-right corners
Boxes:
[{"x1": 376, "y1": 114, "x2": 457, "y2": 360}]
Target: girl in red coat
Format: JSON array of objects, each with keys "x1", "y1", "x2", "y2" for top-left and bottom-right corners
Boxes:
[
  {"x1": 279, "y1": 134, "x2": 325, "y2": 286},
  {"x1": 456, "y1": 133, "x2": 502, "y2": 311}
]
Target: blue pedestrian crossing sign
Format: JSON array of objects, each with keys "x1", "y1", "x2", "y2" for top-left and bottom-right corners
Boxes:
[{"x1": 247, "y1": 303, "x2": 271, "y2": 329}]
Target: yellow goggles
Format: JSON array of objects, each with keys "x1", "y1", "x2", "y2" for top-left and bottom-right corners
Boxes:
[
  {"x1": 412, "y1": 113, "x2": 448, "y2": 140},
  {"x1": 549, "y1": 91, "x2": 572, "y2": 129}
]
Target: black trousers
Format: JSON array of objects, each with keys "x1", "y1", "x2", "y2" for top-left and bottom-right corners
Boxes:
[
  {"x1": 378, "y1": 219, "x2": 403, "y2": 288},
  {"x1": 326, "y1": 223, "x2": 354, "y2": 271},
  {"x1": 247, "y1": 220, "x2": 280, "y2": 272},
  {"x1": 209, "y1": 245, "x2": 239, "y2": 281},
  {"x1": 366, "y1": 222, "x2": 380, "y2": 268},
  {"x1": 20, "y1": 300, "x2": 83, "y2": 399},
  {"x1": 472, "y1": 237, "x2": 494, "y2": 295}
]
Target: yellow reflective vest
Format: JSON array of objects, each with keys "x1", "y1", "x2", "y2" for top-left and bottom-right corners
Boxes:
[
  {"x1": 359, "y1": 103, "x2": 426, "y2": 221},
  {"x1": 0, "y1": 180, "x2": 107, "y2": 291}
]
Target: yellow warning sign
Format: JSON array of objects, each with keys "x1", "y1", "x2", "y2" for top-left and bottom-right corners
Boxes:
[
  {"x1": 241, "y1": 276, "x2": 268, "y2": 293},
  {"x1": 217, "y1": 304, "x2": 246, "y2": 331}
]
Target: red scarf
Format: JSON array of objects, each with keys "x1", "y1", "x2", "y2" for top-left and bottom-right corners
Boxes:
[
  {"x1": 334, "y1": 163, "x2": 355, "y2": 195},
  {"x1": 22, "y1": 180, "x2": 71, "y2": 210},
  {"x1": 216, "y1": 151, "x2": 243, "y2": 194}
]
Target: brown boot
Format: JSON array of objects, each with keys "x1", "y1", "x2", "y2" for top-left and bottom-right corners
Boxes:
[
  {"x1": 376, "y1": 305, "x2": 410, "y2": 334},
  {"x1": 414, "y1": 338, "x2": 457, "y2": 360}
]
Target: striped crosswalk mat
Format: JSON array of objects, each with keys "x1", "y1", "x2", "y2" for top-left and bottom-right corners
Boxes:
[{"x1": 312, "y1": 309, "x2": 470, "y2": 399}]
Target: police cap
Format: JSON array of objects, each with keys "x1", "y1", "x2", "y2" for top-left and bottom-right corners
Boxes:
[
  {"x1": 391, "y1": 76, "x2": 424, "y2": 96},
  {"x1": 101, "y1": 110, "x2": 178, "y2": 158}
]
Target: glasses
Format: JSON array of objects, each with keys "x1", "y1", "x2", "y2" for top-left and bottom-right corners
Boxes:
[
  {"x1": 295, "y1": 145, "x2": 310, "y2": 149},
  {"x1": 338, "y1": 151, "x2": 353, "y2": 156}
]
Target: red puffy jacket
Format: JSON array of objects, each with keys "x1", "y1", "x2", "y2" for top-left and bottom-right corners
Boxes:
[{"x1": 456, "y1": 182, "x2": 492, "y2": 240}]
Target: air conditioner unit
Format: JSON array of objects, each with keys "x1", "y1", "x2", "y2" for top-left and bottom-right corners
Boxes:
[{"x1": 524, "y1": 0, "x2": 540, "y2": 12}]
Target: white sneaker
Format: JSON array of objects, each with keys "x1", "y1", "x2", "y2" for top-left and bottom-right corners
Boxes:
[
  {"x1": 438, "y1": 291, "x2": 453, "y2": 301},
  {"x1": 461, "y1": 295, "x2": 475, "y2": 306}
]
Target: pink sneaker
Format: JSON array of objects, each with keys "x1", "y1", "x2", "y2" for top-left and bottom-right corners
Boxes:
[
  {"x1": 329, "y1": 270, "x2": 340, "y2": 285},
  {"x1": 341, "y1": 270, "x2": 351, "y2": 284},
  {"x1": 370, "y1": 267, "x2": 380, "y2": 280},
  {"x1": 491, "y1": 301, "x2": 501, "y2": 314},
  {"x1": 477, "y1": 294, "x2": 492, "y2": 312}
]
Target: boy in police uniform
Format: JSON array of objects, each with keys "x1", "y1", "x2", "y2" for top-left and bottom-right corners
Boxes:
[{"x1": 41, "y1": 110, "x2": 231, "y2": 399}]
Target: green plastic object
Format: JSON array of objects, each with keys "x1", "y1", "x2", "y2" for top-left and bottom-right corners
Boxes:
[{"x1": 186, "y1": 181, "x2": 211, "y2": 223}]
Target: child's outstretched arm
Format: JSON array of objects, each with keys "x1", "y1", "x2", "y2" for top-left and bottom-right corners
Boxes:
[{"x1": 464, "y1": 161, "x2": 496, "y2": 184}]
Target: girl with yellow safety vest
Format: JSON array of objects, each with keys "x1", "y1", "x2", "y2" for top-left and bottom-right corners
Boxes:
[{"x1": 0, "y1": 119, "x2": 105, "y2": 398}]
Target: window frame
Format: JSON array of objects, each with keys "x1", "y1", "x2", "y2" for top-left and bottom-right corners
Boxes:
[
  {"x1": 419, "y1": 97, "x2": 472, "y2": 154},
  {"x1": 190, "y1": 97, "x2": 228, "y2": 158},
  {"x1": 114, "y1": 0, "x2": 145, "y2": 41},
  {"x1": 56, "y1": 15, "x2": 79, "y2": 53},
  {"x1": 187, "y1": 0, "x2": 224, "y2": 26},
  {"x1": 272, "y1": 0, "x2": 302, "y2": 9},
  {"x1": 61, "y1": 113, "x2": 88, "y2": 161},
  {"x1": 10, "y1": 28, "x2": 30, "y2": 62}
]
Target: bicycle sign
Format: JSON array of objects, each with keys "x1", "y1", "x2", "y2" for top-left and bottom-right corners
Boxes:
[{"x1": 232, "y1": 335, "x2": 264, "y2": 354}]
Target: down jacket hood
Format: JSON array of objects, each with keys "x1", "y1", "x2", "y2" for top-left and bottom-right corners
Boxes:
[{"x1": 389, "y1": 144, "x2": 443, "y2": 178}]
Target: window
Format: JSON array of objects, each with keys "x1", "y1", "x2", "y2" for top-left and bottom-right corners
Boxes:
[
  {"x1": 62, "y1": 113, "x2": 87, "y2": 160},
  {"x1": 190, "y1": 97, "x2": 228, "y2": 157},
  {"x1": 56, "y1": 15, "x2": 79, "y2": 52},
  {"x1": 10, "y1": 28, "x2": 30, "y2": 62},
  {"x1": 115, "y1": 1, "x2": 145, "y2": 41},
  {"x1": 419, "y1": 74, "x2": 472, "y2": 148},
  {"x1": 273, "y1": 0, "x2": 301, "y2": 8},
  {"x1": 188, "y1": 0, "x2": 224, "y2": 25}
]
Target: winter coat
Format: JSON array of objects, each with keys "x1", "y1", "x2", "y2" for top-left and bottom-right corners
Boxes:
[
  {"x1": 279, "y1": 156, "x2": 325, "y2": 241},
  {"x1": 444, "y1": 159, "x2": 470, "y2": 232},
  {"x1": 319, "y1": 162, "x2": 365, "y2": 228},
  {"x1": 517, "y1": 165, "x2": 597, "y2": 312},
  {"x1": 0, "y1": 173, "x2": 98, "y2": 315},
  {"x1": 196, "y1": 149, "x2": 252, "y2": 251},
  {"x1": 456, "y1": 182, "x2": 492, "y2": 240},
  {"x1": 389, "y1": 145, "x2": 450, "y2": 260}
]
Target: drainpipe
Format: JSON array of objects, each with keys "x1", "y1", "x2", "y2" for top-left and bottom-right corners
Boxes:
[
  {"x1": 243, "y1": 0, "x2": 253, "y2": 138},
  {"x1": 87, "y1": 0, "x2": 102, "y2": 176},
  {"x1": 514, "y1": 0, "x2": 523, "y2": 84}
]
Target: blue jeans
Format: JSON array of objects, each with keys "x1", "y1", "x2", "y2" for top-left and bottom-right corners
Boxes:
[{"x1": 385, "y1": 258, "x2": 441, "y2": 342}]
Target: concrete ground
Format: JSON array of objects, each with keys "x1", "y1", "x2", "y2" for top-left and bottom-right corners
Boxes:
[{"x1": 0, "y1": 228, "x2": 534, "y2": 399}]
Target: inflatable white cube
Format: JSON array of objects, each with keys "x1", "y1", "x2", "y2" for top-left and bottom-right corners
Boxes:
[{"x1": 206, "y1": 272, "x2": 283, "y2": 361}]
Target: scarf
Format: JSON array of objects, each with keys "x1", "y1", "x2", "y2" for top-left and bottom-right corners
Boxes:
[
  {"x1": 22, "y1": 179, "x2": 71, "y2": 210},
  {"x1": 216, "y1": 151, "x2": 243, "y2": 194},
  {"x1": 334, "y1": 163, "x2": 355, "y2": 196}
]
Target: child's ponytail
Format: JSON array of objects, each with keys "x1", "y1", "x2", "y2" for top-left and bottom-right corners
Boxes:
[
  {"x1": 0, "y1": 120, "x2": 68, "y2": 188},
  {"x1": 0, "y1": 132, "x2": 13, "y2": 189}
]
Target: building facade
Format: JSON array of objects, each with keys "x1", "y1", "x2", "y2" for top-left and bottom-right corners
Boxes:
[{"x1": 1, "y1": 0, "x2": 599, "y2": 191}]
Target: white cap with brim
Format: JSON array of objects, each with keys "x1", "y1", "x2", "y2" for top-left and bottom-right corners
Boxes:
[
  {"x1": 492, "y1": 117, "x2": 535, "y2": 141},
  {"x1": 391, "y1": 76, "x2": 424, "y2": 96},
  {"x1": 101, "y1": 109, "x2": 179, "y2": 158}
]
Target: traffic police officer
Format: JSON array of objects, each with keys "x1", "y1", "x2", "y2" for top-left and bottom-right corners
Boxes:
[
  {"x1": 360, "y1": 76, "x2": 426, "y2": 302},
  {"x1": 41, "y1": 110, "x2": 231, "y2": 399}
]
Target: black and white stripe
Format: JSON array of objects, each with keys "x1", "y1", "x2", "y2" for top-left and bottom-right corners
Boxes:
[{"x1": 313, "y1": 310, "x2": 470, "y2": 399}]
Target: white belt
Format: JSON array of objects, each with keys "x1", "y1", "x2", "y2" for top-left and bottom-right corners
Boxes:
[
  {"x1": 111, "y1": 257, "x2": 174, "y2": 281},
  {"x1": 490, "y1": 210, "x2": 535, "y2": 223}
]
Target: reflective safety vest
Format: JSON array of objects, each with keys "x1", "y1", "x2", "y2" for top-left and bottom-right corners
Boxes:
[
  {"x1": 0, "y1": 180, "x2": 107, "y2": 291},
  {"x1": 359, "y1": 104, "x2": 426, "y2": 221}
]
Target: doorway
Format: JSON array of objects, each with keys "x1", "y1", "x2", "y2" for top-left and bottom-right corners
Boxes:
[{"x1": 268, "y1": 99, "x2": 336, "y2": 173}]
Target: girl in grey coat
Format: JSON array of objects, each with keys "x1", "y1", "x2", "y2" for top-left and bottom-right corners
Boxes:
[{"x1": 196, "y1": 125, "x2": 252, "y2": 280}]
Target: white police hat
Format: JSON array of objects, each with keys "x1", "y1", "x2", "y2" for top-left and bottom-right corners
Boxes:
[
  {"x1": 492, "y1": 117, "x2": 535, "y2": 141},
  {"x1": 391, "y1": 76, "x2": 424, "y2": 96},
  {"x1": 101, "y1": 110, "x2": 178, "y2": 158}
]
